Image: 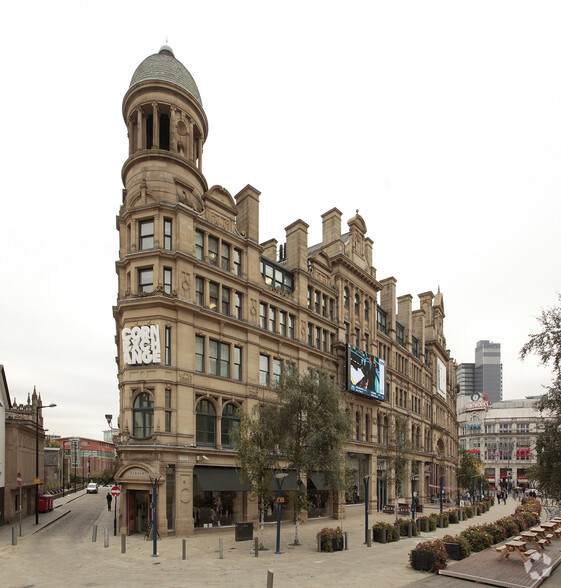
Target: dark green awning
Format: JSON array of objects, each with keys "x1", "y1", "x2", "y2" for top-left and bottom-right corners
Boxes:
[
  {"x1": 194, "y1": 467, "x2": 249, "y2": 492},
  {"x1": 308, "y1": 472, "x2": 331, "y2": 491},
  {"x1": 269, "y1": 471, "x2": 299, "y2": 491}
]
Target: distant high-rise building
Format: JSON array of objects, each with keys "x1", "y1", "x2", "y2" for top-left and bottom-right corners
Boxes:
[
  {"x1": 475, "y1": 340, "x2": 502, "y2": 403},
  {"x1": 458, "y1": 340, "x2": 503, "y2": 405}
]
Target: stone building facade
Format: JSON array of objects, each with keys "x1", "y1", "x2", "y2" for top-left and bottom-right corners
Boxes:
[
  {"x1": 458, "y1": 396, "x2": 548, "y2": 489},
  {"x1": 3, "y1": 385, "x2": 49, "y2": 525},
  {"x1": 113, "y1": 46, "x2": 459, "y2": 536}
]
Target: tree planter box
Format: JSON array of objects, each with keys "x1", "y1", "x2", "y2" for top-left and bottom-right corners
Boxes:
[
  {"x1": 410, "y1": 550, "x2": 436, "y2": 571},
  {"x1": 321, "y1": 537, "x2": 344, "y2": 552},
  {"x1": 444, "y1": 542, "x2": 465, "y2": 560},
  {"x1": 318, "y1": 534, "x2": 344, "y2": 552}
]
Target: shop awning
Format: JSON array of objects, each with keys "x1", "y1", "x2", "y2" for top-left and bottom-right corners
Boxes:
[
  {"x1": 308, "y1": 472, "x2": 331, "y2": 491},
  {"x1": 194, "y1": 467, "x2": 249, "y2": 492},
  {"x1": 269, "y1": 471, "x2": 299, "y2": 491}
]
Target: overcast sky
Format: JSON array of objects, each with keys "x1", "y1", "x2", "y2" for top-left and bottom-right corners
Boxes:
[{"x1": 1, "y1": 1, "x2": 559, "y2": 439}]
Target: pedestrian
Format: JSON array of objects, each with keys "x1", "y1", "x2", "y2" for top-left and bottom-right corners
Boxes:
[
  {"x1": 106, "y1": 492, "x2": 112, "y2": 511},
  {"x1": 503, "y1": 491, "x2": 507, "y2": 505}
]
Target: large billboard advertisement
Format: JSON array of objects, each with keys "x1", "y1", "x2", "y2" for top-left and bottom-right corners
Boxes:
[
  {"x1": 436, "y1": 357, "x2": 446, "y2": 399},
  {"x1": 347, "y1": 344, "x2": 385, "y2": 401}
]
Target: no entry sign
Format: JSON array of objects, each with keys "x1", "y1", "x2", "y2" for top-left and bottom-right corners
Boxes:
[
  {"x1": 110, "y1": 485, "x2": 121, "y2": 498},
  {"x1": 16, "y1": 472, "x2": 22, "y2": 487}
]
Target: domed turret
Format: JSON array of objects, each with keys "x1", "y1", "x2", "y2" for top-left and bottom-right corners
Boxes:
[
  {"x1": 130, "y1": 45, "x2": 203, "y2": 106},
  {"x1": 121, "y1": 45, "x2": 209, "y2": 210}
]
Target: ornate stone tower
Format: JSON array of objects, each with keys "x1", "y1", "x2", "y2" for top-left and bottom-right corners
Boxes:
[{"x1": 114, "y1": 46, "x2": 212, "y2": 536}]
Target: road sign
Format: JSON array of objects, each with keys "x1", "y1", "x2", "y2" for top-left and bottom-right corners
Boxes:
[
  {"x1": 17, "y1": 472, "x2": 22, "y2": 487},
  {"x1": 111, "y1": 485, "x2": 121, "y2": 498},
  {"x1": 276, "y1": 497, "x2": 285, "y2": 503}
]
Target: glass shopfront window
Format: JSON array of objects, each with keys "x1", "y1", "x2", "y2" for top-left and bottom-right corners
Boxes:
[
  {"x1": 193, "y1": 467, "x2": 245, "y2": 528},
  {"x1": 346, "y1": 453, "x2": 369, "y2": 504}
]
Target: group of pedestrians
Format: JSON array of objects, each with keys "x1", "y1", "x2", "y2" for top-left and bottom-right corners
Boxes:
[{"x1": 497, "y1": 489, "x2": 508, "y2": 504}]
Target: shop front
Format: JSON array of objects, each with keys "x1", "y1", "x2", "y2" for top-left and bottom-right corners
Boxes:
[
  {"x1": 116, "y1": 464, "x2": 166, "y2": 536},
  {"x1": 193, "y1": 466, "x2": 248, "y2": 528},
  {"x1": 346, "y1": 453, "x2": 369, "y2": 505}
]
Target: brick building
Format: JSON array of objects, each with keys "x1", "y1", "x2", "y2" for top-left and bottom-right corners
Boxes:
[{"x1": 58, "y1": 437, "x2": 116, "y2": 480}]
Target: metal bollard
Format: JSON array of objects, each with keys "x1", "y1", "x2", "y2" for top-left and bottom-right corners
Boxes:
[
  {"x1": 366, "y1": 529, "x2": 371, "y2": 547},
  {"x1": 104, "y1": 528, "x2": 109, "y2": 548},
  {"x1": 317, "y1": 532, "x2": 321, "y2": 552},
  {"x1": 408, "y1": 522, "x2": 412, "y2": 538},
  {"x1": 121, "y1": 533, "x2": 126, "y2": 554},
  {"x1": 12, "y1": 526, "x2": 17, "y2": 546},
  {"x1": 219, "y1": 537, "x2": 223, "y2": 559},
  {"x1": 344, "y1": 531, "x2": 348, "y2": 550},
  {"x1": 267, "y1": 569, "x2": 274, "y2": 588},
  {"x1": 254, "y1": 537, "x2": 259, "y2": 557},
  {"x1": 92, "y1": 525, "x2": 98, "y2": 543},
  {"x1": 182, "y1": 538, "x2": 186, "y2": 560}
]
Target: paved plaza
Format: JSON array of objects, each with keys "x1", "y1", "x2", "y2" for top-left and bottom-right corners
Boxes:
[{"x1": 1, "y1": 493, "x2": 560, "y2": 587}]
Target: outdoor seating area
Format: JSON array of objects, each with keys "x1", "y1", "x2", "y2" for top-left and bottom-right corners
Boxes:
[
  {"x1": 492, "y1": 519, "x2": 561, "y2": 563},
  {"x1": 441, "y1": 516, "x2": 561, "y2": 588},
  {"x1": 381, "y1": 503, "x2": 412, "y2": 516}
]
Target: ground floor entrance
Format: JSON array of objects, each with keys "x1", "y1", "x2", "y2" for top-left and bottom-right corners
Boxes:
[{"x1": 127, "y1": 490, "x2": 151, "y2": 535}]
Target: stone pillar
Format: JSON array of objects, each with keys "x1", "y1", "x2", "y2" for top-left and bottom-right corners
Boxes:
[
  {"x1": 176, "y1": 464, "x2": 195, "y2": 535},
  {"x1": 130, "y1": 219, "x2": 137, "y2": 252},
  {"x1": 128, "y1": 117, "x2": 134, "y2": 155},
  {"x1": 136, "y1": 108, "x2": 143, "y2": 151},
  {"x1": 188, "y1": 117, "x2": 194, "y2": 160},
  {"x1": 170, "y1": 106, "x2": 177, "y2": 153},
  {"x1": 204, "y1": 278, "x2": 210, "y2": 309},
  {"x1": 152, "y1": 102, "x2": 159, "y2": 149},
  {"x1": 154, "y1": 214, "x2": 160, "y2": 249}
]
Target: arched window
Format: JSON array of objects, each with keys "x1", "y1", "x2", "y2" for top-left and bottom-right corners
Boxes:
[
  {"x1": 355, "y1": 411, "x2": 360, "y2": 440},
  {"x1": 354, "y1": 294, "x2": 360, "y2": 315},
  {"x1": 196, "y1": 399, "x2": 216, "y2": 446},
  {"x1": 343, "y1": 287, "x2": 349, "y2": 308},
  {"x1": 133, "y1": 392, "x2": 154, "y2": 438},
  {"x1": 364, "y1": 300, "x2": 369, "y2": 320},
  {"x1": 221, "y1": 403, "x2": 240, "y2": 448},
  {"x1": 365, "y1": 414, "x2": 370, "y2": 443}
]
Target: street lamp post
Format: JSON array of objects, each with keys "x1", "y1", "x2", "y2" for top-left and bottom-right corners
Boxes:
[
  {"x1": 149, "y1": 471, "x2": 164, "y2": 557},
  {"x1": 363, "y1": 475, "x2": 371, "y2": 543},
  {"x1": 274, "y1": 472, "x2": 288, "y2": 555},
  {"x1": 439, "y1": 475, "x2": 444, "y2": 514},
  {"x1": 105, "y1": 414, "x2": 119, "y2": 536},
  {"x1": 35, "y1": 402, "x2": 56, "y2": 525},
  {"x1": 411, "y1": 475, "x2": 418, "y2": 520}
]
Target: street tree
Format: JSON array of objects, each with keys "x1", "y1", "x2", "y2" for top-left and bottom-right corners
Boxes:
[
  {"x1": 457, "y1": 450, "x2": 483, "y2": 491},
  {"x1": 384, "y1": 413, "x2": 412, "y2": 523},
  {"x1": 235, "y1": 404, "x2": 279, "y2": 549},
  {"x1": 274, "y1": 364, "x2": 351, "y2": 545},
  {"x1": 520, "y1": 294, "x2": 561, "y2": 500}
]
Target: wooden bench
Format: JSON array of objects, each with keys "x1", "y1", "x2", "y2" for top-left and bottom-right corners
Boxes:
[
  {"x1": 397, "y1": 506, "x2": 410, "y2": 516},
  {"x1": 382, "y1": 505, "x2": 395, "y2": 514}
]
